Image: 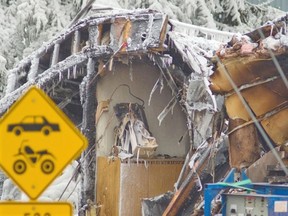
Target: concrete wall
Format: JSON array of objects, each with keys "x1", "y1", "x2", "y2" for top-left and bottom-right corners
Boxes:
[{"x1": 95, "y1": 58, "x2": 189, "y2": 157}]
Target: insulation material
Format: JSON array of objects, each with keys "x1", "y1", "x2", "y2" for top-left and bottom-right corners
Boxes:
[
  {"x1": 141, "y1": 192, "x2": 174, "y2": 216},
  {"x1": 209, "y1": 19, "x2": 288, "y2": 152},
  {"x1": 209, "y1": 56, "x2": 288, "y2": 94},
  {"x1": 261, "y1": 109, "x2": 288, "y2": 145},
  {"x1": 228, "y1": 118, "x2": 261, "y2": 168},
  {"x1": 225, "y1": 79, "x2": 287, "y2": 121}
]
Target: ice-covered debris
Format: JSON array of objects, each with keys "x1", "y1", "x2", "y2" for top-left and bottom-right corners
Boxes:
[
  {"x1": 142, "y1": 13, "x2": 155, "y2": 47},
  {"x1": 0, "y1": 82, "x2": 32, "y2": 115},
  {"x1": 5, "y1": 71, "x2": 17, "y2": 94},
  {"x1": 158, "y1": 54, "x2": 173, "y2": 68},
  {"x1": 262, "y1": 35, "x2": 281, "y2": 50},
  {"x1": 148, "y1": 74, "x2": 163, "y2": 106},
  {"x1": 157, "y1": 96, "x2": 177, "y2": 126},
  {"x1": 169, "y1": 19, "x2": 234, "y2": 43},
  {"x1": 20, "y1": 160, "x2": 81, "y2": 214},
  {"x1": 141, "y1": 191, "x2": 174, "y2": 216},
  {"x1": 186, "y1": 79, "x2": 215, "y2": 111},
  {"x1": 1, "y1": 178, "x2": 21, "y2": 200},
  {"x1": 280, "y1": 34, "x2": 288, "y2": 46},
  {"x1": 168, "y1": 31, "x2": 220, "y2": 77},
  {"x1": 79, "y1": 75, "x2": 88, "y2": 105}
]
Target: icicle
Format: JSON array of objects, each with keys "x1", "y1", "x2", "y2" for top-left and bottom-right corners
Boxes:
[
  {"x1": 5, "y1": 71, "x2": 17, "y2": 94},
  {"x1": 129, "y1": 58, "x2": 133, "y2": 81},
  {"x1": 160, "y1": 54, "x2": 173, "y2": 68},
  {"x1": 51, "y1": 43, "x2": 60, "y2": 66},
  {"x1": 148, "y1": 77, "x2": 160, "y2": 106},
  {"x1": 109, "y1": 58, "x2": 114, "y2": 71},
  {"x1": 144, "y1": 160, "x2": 148, "y2": 169},
  {"x1": 270, "y1": 24, "x2": 274, "y2": 36},
  {"x1": 68, "y1": 68, "x2": 71, "y2": 79},
  {"x1": 27, "y1": 57, "x2": 39, "y2": 82},
  {"x1": 157, "y1": 97, "x2": 177, "y2": 126},
  {"x1": 159, "y1": 73, "x2": 164, "y2": 93},
  {"x1": 58, "y1": 71, "x2": 62, "y2": 81},
  {"x1": 73, "y1": 65, "x2": 77, "y2": 79},
  {"x1": 79, "y1": 76, "x2": 87, "y2": 105}
]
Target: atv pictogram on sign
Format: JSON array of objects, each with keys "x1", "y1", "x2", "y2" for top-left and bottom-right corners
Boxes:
[{"x1": 13, "y1": 140, "x2": 55, "y2": 175}]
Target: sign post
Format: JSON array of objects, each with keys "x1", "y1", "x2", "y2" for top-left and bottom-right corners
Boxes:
[{"x1": 0, "y1": 86, "x2": 88, "y2": 215}]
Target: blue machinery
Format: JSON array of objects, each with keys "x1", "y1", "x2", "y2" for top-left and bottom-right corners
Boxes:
[{"x1": 204, "y1": 168, "x2": 288, "y2": 215}]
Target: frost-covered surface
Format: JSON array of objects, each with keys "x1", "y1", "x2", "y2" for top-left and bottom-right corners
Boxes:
[
  {"x1": 0, "y1": 0, "x2": 285, "y2": 70},
  {"x1": 168, "y1": 31, "x2": 225, "y2": 148},
  {"x1": 0, "y1": 8, "x2": 165, "y2": 114},
  {"x1": 1, "y1": 161, "x2": 81, "y2": 215},
  {"x1": 170, "y1": 19, "x2": 234, "y2": 43},
  {"x1": 0, "y1": 52, "x2": 89, "y2": 115}
]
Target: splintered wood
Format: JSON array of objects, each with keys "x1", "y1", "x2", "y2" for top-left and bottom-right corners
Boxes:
[{"x1": 209, "y1": 19, "x2": 288, "y2": 169}]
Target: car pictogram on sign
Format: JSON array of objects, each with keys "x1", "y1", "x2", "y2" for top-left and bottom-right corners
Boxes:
[
  {"x1": 7, "y1": 116, "x2": 60, "y2": 136},
  {"x1": 13, "y1": 140, "x2": 55, "y2": 175}
]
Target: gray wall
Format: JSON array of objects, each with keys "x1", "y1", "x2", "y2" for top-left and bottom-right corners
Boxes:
[{"x1": 96, "y1": 58, "x2": 189, "y2": 157}]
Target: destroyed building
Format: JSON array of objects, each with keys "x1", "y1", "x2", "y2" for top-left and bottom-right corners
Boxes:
[{"x1": 0, "y1": 7, "x2": 287, "y2": 216}]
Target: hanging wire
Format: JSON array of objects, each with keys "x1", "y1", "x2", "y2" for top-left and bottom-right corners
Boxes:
[
  {"x1": 215, "y1": 55, "x2": 288, "y2": 176},
  {"x1": 108, "y1": 84, "x2": 145, "y2": 106}
]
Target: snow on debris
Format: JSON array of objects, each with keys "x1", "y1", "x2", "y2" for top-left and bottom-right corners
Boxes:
[{"x1": 168, "y1": 30, "x2": 226, "y2": 148}]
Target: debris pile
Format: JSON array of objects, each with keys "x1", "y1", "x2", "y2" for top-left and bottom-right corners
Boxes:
[{"x1": 209, "y1": 16, "x2": 288, "y2": 169}]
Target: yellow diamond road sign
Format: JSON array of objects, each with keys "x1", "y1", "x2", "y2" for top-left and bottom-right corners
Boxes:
[
  {"x1": 0, "y1": 86, "x2": 87, "y2": 200},
  {"x1": 0, "y1": 202, "x2": 72, "y2": 216}
]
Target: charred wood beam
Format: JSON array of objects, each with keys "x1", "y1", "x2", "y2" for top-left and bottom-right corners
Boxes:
[
  {"x1": 163, "y1": 147, "x2": 211, "y2": 216},
  {"x1": 72, "y1": 30, "x2": 81, "y2": 54},
  {"x1": 0, "y1": 48, "x2": 112, "y2": 116},
  {"x1": 63, "y1": 79, "x2": 82, "y2": 86},
  {"x1": 80, "y1": 57, "x2": 97, "y2": 208},
  {"x1": 68, "y1": 0, "x2": 96, "y2": 28},
  {"x1": 53, "y1": 96, "x2": 81, "y2": 107},
  {"x1": 7, "y1": 10, "x2": 165, "y2": 80}
]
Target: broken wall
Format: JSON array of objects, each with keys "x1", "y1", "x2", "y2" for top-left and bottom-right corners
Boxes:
[{"x1": 96, "y1": 58, "x2": 189, "y2": 157}]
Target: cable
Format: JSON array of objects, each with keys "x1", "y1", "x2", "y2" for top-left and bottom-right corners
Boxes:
[{"x1": 109, "y1": 84, "x2": 145, "y2": 106}]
